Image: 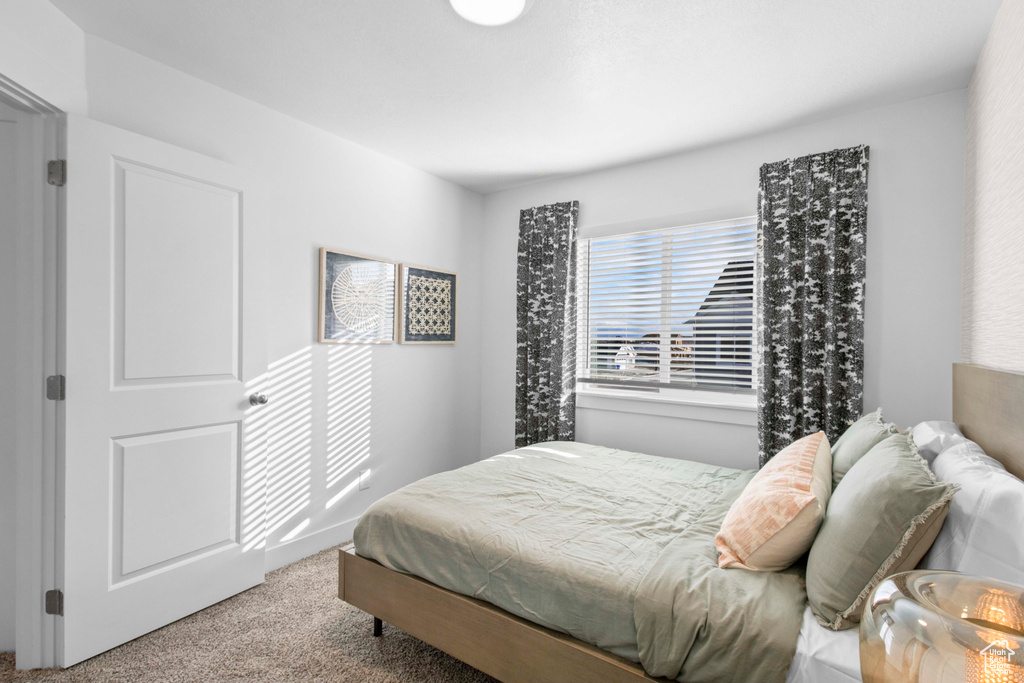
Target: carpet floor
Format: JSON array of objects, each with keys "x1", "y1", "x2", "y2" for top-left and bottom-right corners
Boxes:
[{"x1": 1, "y1": 546, "x2": 495, "y2": 682}]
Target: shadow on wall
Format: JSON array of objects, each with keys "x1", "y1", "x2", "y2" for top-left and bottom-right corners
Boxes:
[
  {"x1": 238, "y1": 344, "x2": 374, "y2": 554},
  {"x1": 265, "y1": 346, "x2": 314, "y2": 545},
  {"x1": 241, "y1": 368, "x2": 271, "y2": 552},
  {"x1": 326, "y1": 345, "x2": 372, "y2": 509}
]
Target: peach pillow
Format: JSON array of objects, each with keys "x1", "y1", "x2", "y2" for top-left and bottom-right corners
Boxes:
[{"x1": 716, "y1": 431, "x2": 832, "y2": 571}]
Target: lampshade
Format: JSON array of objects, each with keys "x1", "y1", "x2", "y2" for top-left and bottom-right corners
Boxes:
[
  {"x1": 861, "y1": 571, "x2": 1024, "y2": 683},
  {"x1": 449, "y1": 0, "x2": 531, "y2": 26}
]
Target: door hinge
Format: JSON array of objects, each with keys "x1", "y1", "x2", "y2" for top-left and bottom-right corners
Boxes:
[
  {"x1": 46, "y1": 375, "x2": 65, "y2": 401},
  {"x1": 45, "y1": 589, "x2": 63, "y2": 616},
  {"x1": 47, "y1": 159, "x2": 66, "y2": 187}
]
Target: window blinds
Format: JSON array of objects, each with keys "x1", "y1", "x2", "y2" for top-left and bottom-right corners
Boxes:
[{"x1": 576, "y1": 217, "x2": 757, "y2": 392}]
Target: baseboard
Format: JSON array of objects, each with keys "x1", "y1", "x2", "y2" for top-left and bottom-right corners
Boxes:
[{"x1": 264, "y1": 515, "x2": 360, "y2": 573}]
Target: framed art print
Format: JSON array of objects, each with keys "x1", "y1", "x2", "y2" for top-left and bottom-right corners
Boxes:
[
  {"x1": 318, "y1": 248, "x2": 397, "y2": 343},
  {"x1": 399, "y1": 265, "x2": 457, "y2": 344}
]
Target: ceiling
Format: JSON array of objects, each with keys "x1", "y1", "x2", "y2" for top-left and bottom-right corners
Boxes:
[{"x1": 50, "y1": 0, "x2": 1001, "y2": 194}]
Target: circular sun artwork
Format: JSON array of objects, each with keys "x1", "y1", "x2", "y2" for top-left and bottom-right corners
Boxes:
[{"x1": 331, "y1": 263, "x2": 390, "y2": 333}]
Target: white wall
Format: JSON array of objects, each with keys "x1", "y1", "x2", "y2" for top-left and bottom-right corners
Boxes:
[
  {"x1": 0, "y1": 0, "x2": 87, "y2": 114},
  {"x1": 962, "y1": 0, "x2": 1024, "y2": 372},
  {"x1": 82, "y1": 36, "x2": 485, "y2": 569},
  {"x1": 0, "y1": 1, "x2": 484, "y2": 653},
  {"x1": 479, "y1": 90, "x2": 968, "y2": 470}
]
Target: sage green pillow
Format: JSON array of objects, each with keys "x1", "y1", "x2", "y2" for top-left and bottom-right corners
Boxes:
[
  {"x1": 807, "y1": 432, "x2": 956, "y2": 630},
  {"x1": 830, "y1": 408, "x2": 899, "y2": 489}
]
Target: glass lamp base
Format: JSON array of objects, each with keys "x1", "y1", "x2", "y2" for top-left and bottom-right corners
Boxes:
[{"x1": 860, "y1": 571, "x2": 1024, "y2": 683}]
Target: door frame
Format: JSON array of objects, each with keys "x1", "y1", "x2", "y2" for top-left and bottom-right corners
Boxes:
[{"x1": 1, "y1": 72, "x2": 64, "y2": 670}]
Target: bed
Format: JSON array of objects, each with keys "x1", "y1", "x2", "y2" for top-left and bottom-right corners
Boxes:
[{"x1": 338, "y1": 363, "x2": 1024, "y2": 682}]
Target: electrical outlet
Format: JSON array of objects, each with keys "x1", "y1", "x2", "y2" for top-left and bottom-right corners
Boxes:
[{"x1": 359, "y1": 469, "x2": 371, "y2": 490}]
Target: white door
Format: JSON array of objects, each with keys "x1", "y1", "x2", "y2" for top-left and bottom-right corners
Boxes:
[{"x1": 61, "y1": 115, "x2": 267, "y2": 666}]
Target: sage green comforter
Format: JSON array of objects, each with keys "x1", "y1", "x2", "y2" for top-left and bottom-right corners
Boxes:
[{"x1": 353, "y1": 441, "x2": 806, "y2": 682}]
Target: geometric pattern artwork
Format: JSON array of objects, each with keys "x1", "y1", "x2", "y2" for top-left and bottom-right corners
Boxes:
[
  {"x1": 400, "y1": 265, "x2": 457, "y2": 344},
  {"x1": 406, "y1": 275, "x2": 452, "y2": 336},
  {"x1": 319, "y1": 248, "x2": 397, "y2": 343},
  {"x1": 756, "y1": 145, "x2": 869, "y2": 467}
]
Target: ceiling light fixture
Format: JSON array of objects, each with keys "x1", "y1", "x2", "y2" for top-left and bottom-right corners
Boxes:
[{"x1": 449, "y1": 0, "x2": 532, "y2": 26}]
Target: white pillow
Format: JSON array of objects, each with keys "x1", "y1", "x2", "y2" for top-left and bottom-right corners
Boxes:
[
  {"x1": 911, "y1": 421, "x2": 965, "y2": 464},
  {"x1": 921, "y1": 439, "x2": 1024, "y2": 585}
]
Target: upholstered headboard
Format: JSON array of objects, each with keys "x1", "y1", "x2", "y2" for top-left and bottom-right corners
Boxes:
[{"x1": 952, "y1": 363, "x2": 1024, "y2": 481}]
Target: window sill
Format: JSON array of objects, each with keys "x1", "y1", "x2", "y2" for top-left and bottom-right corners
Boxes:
[{"x1": 576, "y1": 386, "x2": 756, "y2": 426}]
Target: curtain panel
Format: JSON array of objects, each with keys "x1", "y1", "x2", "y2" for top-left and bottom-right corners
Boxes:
[
  {"x1": 515, "y1": 201, "x2": 580, "y2": 448},
  {"x1": 757, "y1": 145, "x2": 869, "y2": 467}
]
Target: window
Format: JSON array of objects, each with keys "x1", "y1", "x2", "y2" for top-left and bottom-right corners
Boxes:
[{"x1": 576, "y1": 217, "x2": 757, "y2": 396}]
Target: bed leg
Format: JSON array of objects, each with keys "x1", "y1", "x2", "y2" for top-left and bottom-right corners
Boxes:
[{"x1": 373, "y1": 617, "x2": 382, "y2": 637}]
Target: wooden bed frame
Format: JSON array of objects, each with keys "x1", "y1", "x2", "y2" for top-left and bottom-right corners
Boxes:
[
  {"x1": 338, "y1": 550, "x2": 660, "y2": 682},
  {"x1": 338, "y1": 362, "x2": 1024, "y2": 683}
]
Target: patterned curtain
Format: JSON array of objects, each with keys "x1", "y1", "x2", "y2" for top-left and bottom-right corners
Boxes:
[
  {"x1": 757, "y1": 145, "x2": 869, "y2": 467},
  {"x1": 515, "y1": 201, "x2": 580, "y2": 448}
]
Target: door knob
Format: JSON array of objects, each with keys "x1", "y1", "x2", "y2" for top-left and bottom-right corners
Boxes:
[{"x1": 249, "y1": 392, "x2": 269, "y2": 406}]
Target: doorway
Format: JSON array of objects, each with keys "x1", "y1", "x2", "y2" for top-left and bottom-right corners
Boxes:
[
  {"x1": 0, "y1": 75, "x2": 62, "y2": 670},
  {"x1": 3, "y1": 73, "x2": 267, "y2": 671}
]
